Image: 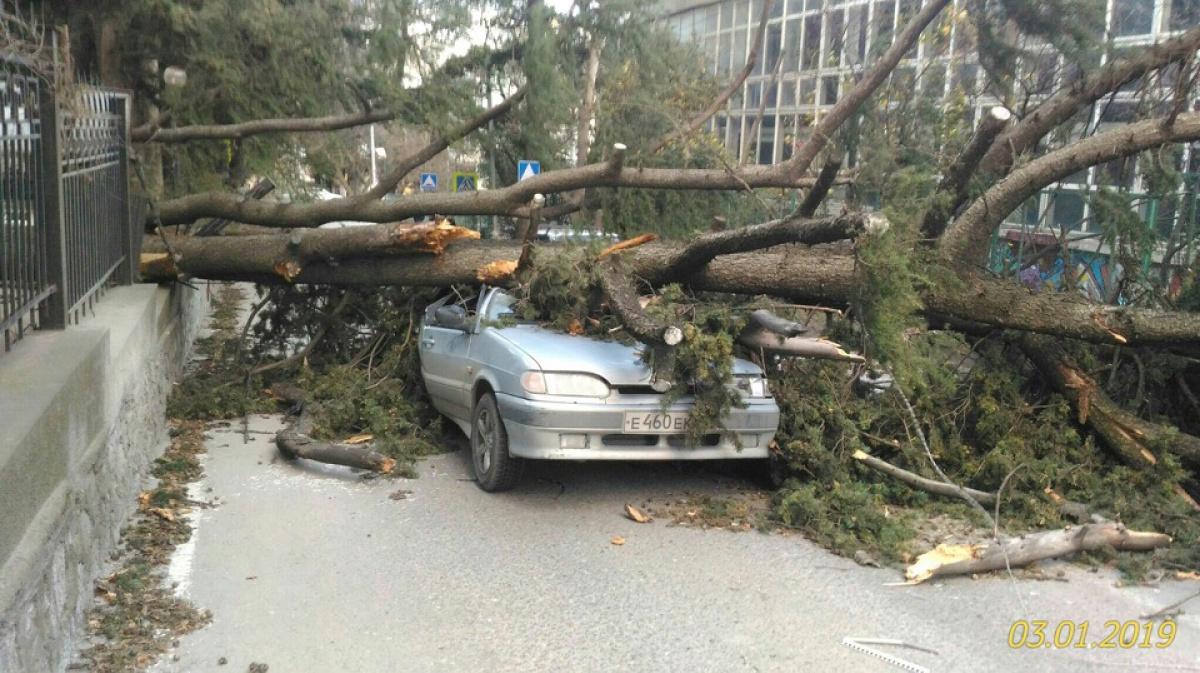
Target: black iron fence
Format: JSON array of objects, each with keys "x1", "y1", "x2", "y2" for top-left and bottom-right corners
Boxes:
[{"x1": 1, "y1": 54, "x2": 136, "y2": 352}]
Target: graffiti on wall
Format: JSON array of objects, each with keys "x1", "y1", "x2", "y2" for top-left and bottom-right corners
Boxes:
[{"x1": 992, "y1": 232, "x2": 1124, "y2": 303}]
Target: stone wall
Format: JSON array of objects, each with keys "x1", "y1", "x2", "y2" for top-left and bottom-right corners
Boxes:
[{"x1": 0, "y1": 283, "x2": 207, "y2": 672}]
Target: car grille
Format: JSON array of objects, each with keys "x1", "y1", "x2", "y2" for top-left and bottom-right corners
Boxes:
[
  {"x1": 612, "y1": 384, "x2": 697, "y2": 396},
  {"x1": 601, "y1": 434, "x2": 721, "y2": 447}
]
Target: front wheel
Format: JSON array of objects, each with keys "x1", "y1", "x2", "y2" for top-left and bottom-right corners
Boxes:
[{"x1": 471, "y1": 392, "x2": 524, "y2": 492}]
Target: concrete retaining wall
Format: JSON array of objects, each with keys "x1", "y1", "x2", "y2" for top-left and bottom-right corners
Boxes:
[{"x1": 0, "y1": 283, "x2": 207, "y2": 672}]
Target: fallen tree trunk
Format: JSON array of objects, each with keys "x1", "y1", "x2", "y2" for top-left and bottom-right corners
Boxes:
[
  {"x1": 905, "y1": 522, "x2": 1172, "y2": 583},
  {"x1": 143, "y1": 233, "x2": 1200, "y2": 350},
  {"x1": 143, "y1": 221, "x2": 480, "y2": 282}
]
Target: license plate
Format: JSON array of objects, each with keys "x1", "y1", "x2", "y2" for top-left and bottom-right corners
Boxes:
[{"x1": 623, "y1": 411, "x2": 690, "y2": 433}]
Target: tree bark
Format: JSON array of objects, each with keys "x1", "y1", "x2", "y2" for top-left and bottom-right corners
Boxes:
[{"x1": 270, "y1": 385, "x2": 398, "y2": 474}]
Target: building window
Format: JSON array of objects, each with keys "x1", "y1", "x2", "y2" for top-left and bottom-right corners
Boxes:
[
  {"x1": 761, "y1": 24, "x2": 783, "y2": 75},
  {"x1": 874, "y1": 1, "x2": 896, "y2": 42},
  {"x1": 783, "y1": 18, "x2": 801, "y2": 72},
  {"x1": 826, "y1": 9, "x2": 845, "y2": 68},
  {"x1": 846, "y1": 5, "x2": 868, "y2": 66},
  {"x1": 719, "y1": 32, "x2": 733, "y2": 76},
  {"x1": 759, "y1": 114, "x2": 776, "y2": 164},
  {"x1": 733, "y1": 30, "x2": 748, "y2": 72},
  {"x1": 822, "y1": 75, "x2": 840, "y2": 105},
  {"x1": 802, "y1": 14, "x2": 821, "y2": 69},
  {"x1": 1050, "y1": 191, "x2": 1087, "y2": 231},
  {"x1": 781, "y1": 79, "x2": 797, "y2": 108},
  {"x1": 1113, "y1": 0, "x2": 1154, "y2": 36},
  {"x1": 1169, "y1": 0, "x2": 1200, "y2": 30},
  {"x1": 799, "y1": 76, "x2": 817, "y2": 105}
]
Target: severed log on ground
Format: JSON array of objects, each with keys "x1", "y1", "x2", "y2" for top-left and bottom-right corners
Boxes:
[
  {"x1": 905, "y1": 522, "x2": 1172, "y2": 584},
  {"x1": 276, "y1": 428, "x2": 396, "y2": 473},
  {"x1": 269, "y1": 384, "x2": 396, "y2": 474}
]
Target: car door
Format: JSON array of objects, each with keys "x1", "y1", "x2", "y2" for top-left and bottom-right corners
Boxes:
[{"x1": 419, "y1": 293, "x2": 476, "y2": 421}]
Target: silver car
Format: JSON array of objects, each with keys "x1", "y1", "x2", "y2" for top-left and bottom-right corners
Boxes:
[{"x1": 418, "y1": 286, "x2": 780, "y2": 491}]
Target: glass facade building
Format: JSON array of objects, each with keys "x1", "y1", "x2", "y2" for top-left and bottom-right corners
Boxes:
[{"x1": 658, "y1": 0, "x2": 1199, "y2": 243}]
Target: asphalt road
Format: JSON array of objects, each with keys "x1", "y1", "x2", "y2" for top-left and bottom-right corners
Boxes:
[{"x1": 150, "y1": 415, "x2": 1200, "y2": 673}]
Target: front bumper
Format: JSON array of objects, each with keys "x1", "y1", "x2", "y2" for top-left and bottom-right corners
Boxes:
[{"x1": 495, "y1": 392, "x2": 778, "y2": 460}]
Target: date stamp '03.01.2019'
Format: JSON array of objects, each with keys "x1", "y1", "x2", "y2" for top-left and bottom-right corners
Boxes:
[{"x1": 1008, "y1": 620, "x2": 1177, "y2": 650}]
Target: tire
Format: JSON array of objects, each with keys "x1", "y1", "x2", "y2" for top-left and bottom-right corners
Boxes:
[{"x1": 471, "y1": 392, "x2": 524, "y2": 492}]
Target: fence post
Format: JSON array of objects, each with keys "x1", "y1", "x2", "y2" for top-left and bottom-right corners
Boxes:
[
  {"x1": 38, "y1": 79, "x2": 68, "y2": 329},
  {"x1": 115, "y1": 93, "x2": 134, "y2": 285}
]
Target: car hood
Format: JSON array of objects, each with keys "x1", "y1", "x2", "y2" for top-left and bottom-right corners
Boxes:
[{"x1": 492, "y1": 325, "x2": 762, "y2": 385}]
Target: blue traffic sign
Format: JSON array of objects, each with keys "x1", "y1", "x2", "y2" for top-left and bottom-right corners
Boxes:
[
  {"x1": 517, "y1": 160, "x2": 541, "y2": 181},
  {"x1": 420, "y1": 173, "x2": 438, "y2": 191},
  {"x1": 453, "y1": 172, "x2": 477, "y2": 193}
]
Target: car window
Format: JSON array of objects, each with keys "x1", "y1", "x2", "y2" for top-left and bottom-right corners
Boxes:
[
  {"x1": 484, "y1": 290, "x2": 518, "y2": 321},
  {"x1": 425, "y1": 291, "x2": 478, "y2": 326}
]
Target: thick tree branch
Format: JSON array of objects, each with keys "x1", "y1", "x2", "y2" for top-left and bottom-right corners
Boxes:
[
  {"x1": 782, "y1": 0, "x2": 952, "y2": 179},
  {"x1": 925, "y1": 277, "x2": 1200, "y2": 351},
  {"x1": 650, "y1": 0, "x2": 774, "y2": 155},
  {"x1": 660, "y1": 211, "x2": 886, "y2": 281},
  {"x1": 365, "y1": 84, "x2": 529, "y2": 199},
  {"x1": 940, "y1": 113, "x2": 1200, "y2": 270},
  {"x1": 156, "y1": 162, "x2": 843, "y2": 228},
  {"x1": 797, "y1": 153, "x2": 844, "y2": 217},
  {"x1": 919, "y1": 106, "x2": 1011, "y2": 240},
  {"x1": 1020, "y1": 334, "x2": 1200, "y2": 473},
  {"x1": 131, "y1": 110, "x2": 396, "y2": 143},
  {"x1": 980, "y1": 24, "x2": 1200, "y2": 173}
]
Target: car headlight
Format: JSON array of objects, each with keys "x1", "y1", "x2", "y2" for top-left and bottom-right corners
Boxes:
[
  {"x1": 520, "y1": 371, "x2": 610, "y2": 398},
  {"x1": 735, "y1": 375, "x2": 771, "y2": 398}
]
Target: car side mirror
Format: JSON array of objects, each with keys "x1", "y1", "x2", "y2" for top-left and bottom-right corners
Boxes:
[{"x1": 434, "y1": 305, "x2": 470, "y2": 331}]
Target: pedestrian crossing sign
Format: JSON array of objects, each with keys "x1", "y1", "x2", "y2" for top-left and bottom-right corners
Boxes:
[
  {"x1": 517, "y1": 160, "x2": 540, "y2": 181},
  {"x1": 453, "y1": 172, "x2": 478, "y2": 193},
  {"x1": 420, "y1": 173, "x2": 438, "y2": 191}
]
